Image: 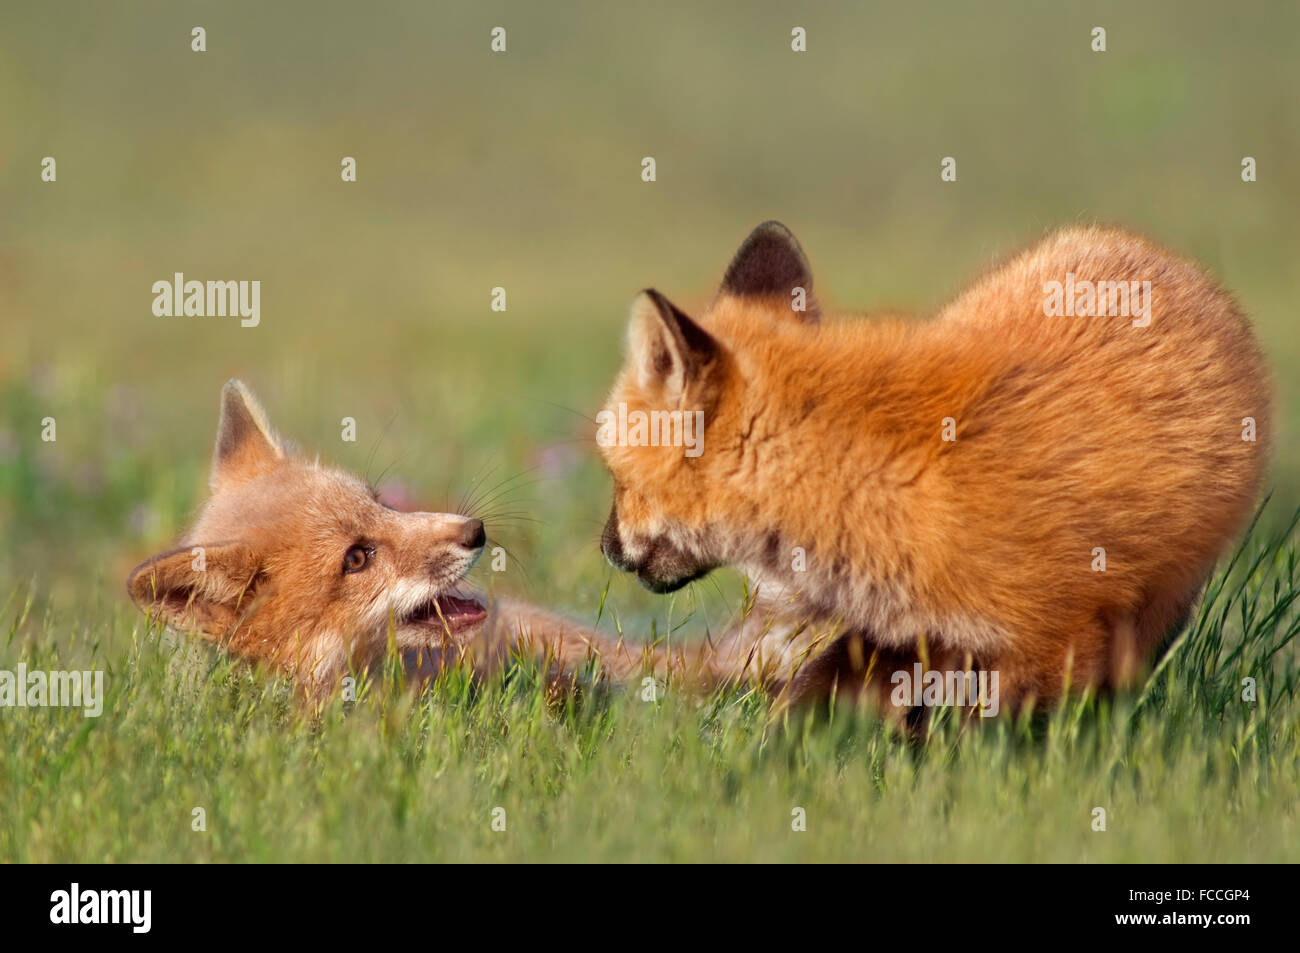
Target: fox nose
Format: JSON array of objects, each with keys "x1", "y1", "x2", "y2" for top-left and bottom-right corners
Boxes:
[
  {"x1": 601, "y1": 507, "x2": 634, "y2": 571},
  {"x1": 458, "y1": 517, "x2": 486, "y2": 550}
]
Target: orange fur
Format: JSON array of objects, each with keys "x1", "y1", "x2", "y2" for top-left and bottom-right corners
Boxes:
[
  {"x1": 127, "y1": 381, "x2": 681, "y2": 704},
  {"x1": 598, "y1": 222, "x2": 1272, "y2": 713}
]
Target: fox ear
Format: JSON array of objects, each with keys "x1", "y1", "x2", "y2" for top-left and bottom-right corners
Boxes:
[
  {"x1": 627, "y1": 289, "x2": 721, "y2": 406},
  {"x1": 212, "y1": 379, "x2": 283, "y2": 492},
  {"x1": 718, "y1": 220, "x2": 819, "y2": 322},
  {"x1": 127, "y1": 541, "x2": 264, "y2": 638}
]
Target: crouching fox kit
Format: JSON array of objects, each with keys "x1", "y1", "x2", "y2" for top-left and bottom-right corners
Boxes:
[
  {"x1": 128, "y1": 381, "x2": 659, "y2": 703},
  {"x1": 599, "y1": 222, "x2": 1271, "y2": 714}
]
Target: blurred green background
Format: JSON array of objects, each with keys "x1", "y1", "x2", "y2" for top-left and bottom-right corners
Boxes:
[{"x1": 2, "y1": 0, "x2": 1297, "y2": 631}]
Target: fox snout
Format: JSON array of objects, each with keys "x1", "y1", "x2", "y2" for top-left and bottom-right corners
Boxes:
[
  {"x1": 456, "y1": 517, "x2": 486, "y2": 551},
  {"x1": 600, "y1": 506, "x2": 633, "y2": 572},
  {"x1": 423, "y1": 514, "x2": 486, "y2": 569},
  {"x1": 417, "y1": 513, "x2": 484, "y2": 553},
  {"x1": 601, "y1": 504, "x2": 713, "y2": 594},
  {"x1": 395, "y1": 513, "x2": 488, "y2": 585}
]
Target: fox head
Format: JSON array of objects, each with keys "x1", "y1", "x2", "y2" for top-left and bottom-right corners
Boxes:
[
  {"x1": 127, "y1": 380, "x2": 489, "y2": 687},
  {"x1": 598, "y1": 221, "x2": 825, "y2": 594}
]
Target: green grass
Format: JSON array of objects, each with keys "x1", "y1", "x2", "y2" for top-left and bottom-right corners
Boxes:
[{"x1": 2, "y1": 506, "x2": 1297, "y2": 863}]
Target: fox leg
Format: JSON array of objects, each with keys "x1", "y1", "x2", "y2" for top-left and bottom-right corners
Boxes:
[
  {"x1": 774, "y1": 633, "x2": 1011, "y2": 730},
  {"x1": 1102, "y1": 583, "x2": 1201, "y2": 693},
  {"x1": 483, "y1": 597, "x2": 731, "y2": 693},
  {"x1": 772, "y1": 632, "x2": 928, "y2": 721},
  {"x1": 1108, "y1": 613, "x2": 1142, "y2": 690},
  {"x1": 1137, "y1": 584, "x2": 1202, "y2": 661}
]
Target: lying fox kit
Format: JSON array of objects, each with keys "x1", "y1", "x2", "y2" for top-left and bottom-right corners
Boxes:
[
  {"x1": 599, "y1": 222, "x2": 1271, "y2": 712},
  {"x1": 128, "y1": 381, "x2": 645, "y2": 701}
]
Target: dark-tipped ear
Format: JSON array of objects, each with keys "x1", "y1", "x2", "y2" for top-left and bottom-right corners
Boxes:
[
  {"x1": 212, "y1": 379, "x2": 283, "y2": 492},
  {"x1": 627, "y1": 289, "x2": 721, "y2": 405},
  {"x1": 718, "y1": 221, "x2": 819, "y2": 321},
  {"x1": 127, "y1": 541, "x2": 264, "y2": 638}
]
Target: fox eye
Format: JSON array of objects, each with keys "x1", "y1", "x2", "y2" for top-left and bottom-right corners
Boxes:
[{"x1": 342, "y1": 544, "x2": 373, "y2": 574}]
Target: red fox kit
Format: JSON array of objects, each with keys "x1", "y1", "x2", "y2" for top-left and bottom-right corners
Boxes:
[
  {"x1": 598, "y1": 222, "x2": 1271, "y2": 712},
  {"x1": 128, "y1": 380, "x2": 656, "y2": 702}
]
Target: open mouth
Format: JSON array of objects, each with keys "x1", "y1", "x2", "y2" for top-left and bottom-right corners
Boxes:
[{"x1": 402, "y1": 594, "x2": 488, "y2": 634}]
